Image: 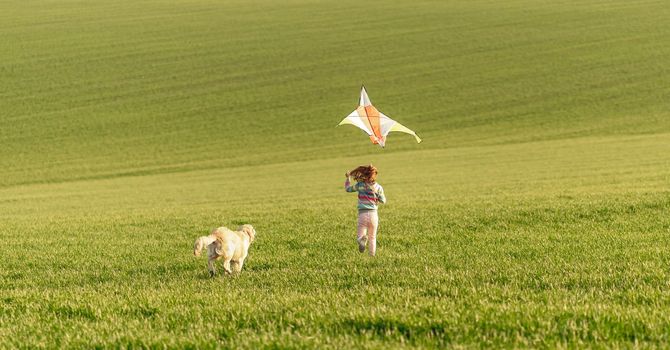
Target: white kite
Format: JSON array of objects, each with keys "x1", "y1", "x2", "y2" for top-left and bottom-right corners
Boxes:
[{"x1": 338, "y1": 86, "x2": 422, "y2": 148}]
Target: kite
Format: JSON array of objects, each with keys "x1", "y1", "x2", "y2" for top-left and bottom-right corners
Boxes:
[{"x1": 338, "y1": 86, "x2": 422, "y2": 148}]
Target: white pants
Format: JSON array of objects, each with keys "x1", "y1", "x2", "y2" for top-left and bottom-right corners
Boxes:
[{"x1": 357, "y1": 210, "x2": 379, "y2": 256}]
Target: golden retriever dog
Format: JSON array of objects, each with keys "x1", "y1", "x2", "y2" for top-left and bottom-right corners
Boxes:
[{"x1": 207, "y1": 224, "x2": 256, "y2": 277}]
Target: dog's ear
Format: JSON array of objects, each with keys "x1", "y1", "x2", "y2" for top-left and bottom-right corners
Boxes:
[
  {"x1": 213, "y1": 239, "x2": 226, "y2": 256},
  {"x1": 244, "y1": 225, "x2": 255, "y2": 241}
]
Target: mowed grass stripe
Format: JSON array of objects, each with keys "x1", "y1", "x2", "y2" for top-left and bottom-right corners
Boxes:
[
  {"x1": 1, "y1": 132, "x2": 667, "y2": 218},
  {"x1": 2, "y1": 120, "x2": 668, "y2": 192}
]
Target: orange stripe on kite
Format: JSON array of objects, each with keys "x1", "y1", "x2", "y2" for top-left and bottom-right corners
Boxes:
[{"x1": 364, "y1": 105, "x2": 382, "y2": 141}]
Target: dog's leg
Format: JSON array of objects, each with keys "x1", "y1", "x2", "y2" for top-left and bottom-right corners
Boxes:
[
  {"x1": 232, "y1": 259, "x2": 243, "y2": 273},
  {"x1": 208, "y1": 258, "x2": 216, "y2": 277},
  {"x1": 223, "y1": 258, "x2": 233, "y2": 275}
]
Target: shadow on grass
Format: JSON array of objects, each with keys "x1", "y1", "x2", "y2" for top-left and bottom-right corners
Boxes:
[{"x1": 337, "y1": 316, "x2": 448, "y2": 342}]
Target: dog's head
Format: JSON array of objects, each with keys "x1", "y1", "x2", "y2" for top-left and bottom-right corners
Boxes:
[{"x1": 239, "y1": 224, "x2": 256, "y2": 243}]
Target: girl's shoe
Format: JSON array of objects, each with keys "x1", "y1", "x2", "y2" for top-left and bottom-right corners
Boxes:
[{"x1": 357, "y1": 237, "x2": 367, "y2": 253}]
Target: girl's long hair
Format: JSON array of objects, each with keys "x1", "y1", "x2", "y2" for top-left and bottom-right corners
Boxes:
[{"x1": 349, "y1": 165, "x2": 378, "y2": 184}]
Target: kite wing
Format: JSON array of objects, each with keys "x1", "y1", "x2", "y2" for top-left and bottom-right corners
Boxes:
[
  {"x1": 386, "y1": 115, "x2": 422, "y2": 144},
  {"x1": 338, "y1": 86, "x2": 421, "y2": 148}
]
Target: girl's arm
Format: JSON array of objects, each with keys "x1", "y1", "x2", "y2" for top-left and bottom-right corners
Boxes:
[
  {"x1": 344, "y1": 174, "x2": 356, "y2": 192},
  {"x1": 376, "y1": 185, "x2": 387, "y2": 204}
]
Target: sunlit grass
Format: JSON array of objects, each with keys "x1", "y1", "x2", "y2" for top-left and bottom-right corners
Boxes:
[{"x1": 1, "y1": 0, "x2": 670, "y2": 347}]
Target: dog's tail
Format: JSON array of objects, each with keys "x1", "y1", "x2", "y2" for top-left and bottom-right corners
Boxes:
[{"x1": 193, "y1": 236, "x2": 216, "y2": 257}]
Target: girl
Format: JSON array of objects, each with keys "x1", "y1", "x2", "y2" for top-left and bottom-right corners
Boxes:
[{"x1": 344, "y1": 165, "x2": 386, "y2": 256}]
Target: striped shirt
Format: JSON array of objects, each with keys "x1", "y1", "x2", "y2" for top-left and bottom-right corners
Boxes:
[{"x1": 345, "y1": 178, "x2": 386, "y2": 210}]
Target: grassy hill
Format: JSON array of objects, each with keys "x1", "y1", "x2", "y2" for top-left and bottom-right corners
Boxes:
[
  {"x1": 1, "y1": 0, "x2": 669, "y2": 348},
  {"x1": 2, "y1": 0, "x2": 668, "y2": 186}
]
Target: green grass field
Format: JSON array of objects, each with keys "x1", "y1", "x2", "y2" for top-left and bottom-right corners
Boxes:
[{"x1": 1, "y1": 0, "x2": 670, "y2": 348}]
